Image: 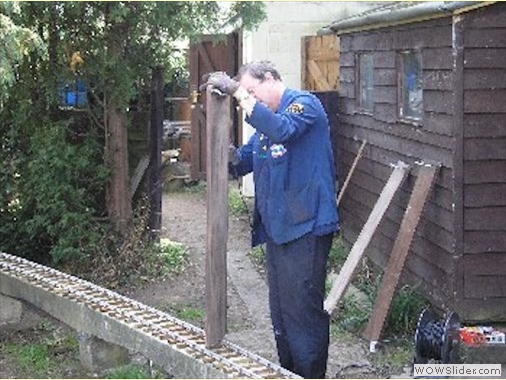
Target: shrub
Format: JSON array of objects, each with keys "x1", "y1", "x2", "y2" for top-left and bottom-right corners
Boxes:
[{"x1": 0, "y1": 119, "x2": 108, "y2": 265}]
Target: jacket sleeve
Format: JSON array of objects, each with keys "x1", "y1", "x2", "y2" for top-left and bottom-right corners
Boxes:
[
  {"x1": 229, "y1": 134, "x2": 255, "y2": 178},
  {"x1": 245, "y1": 95, "x2": 319, "y2": 143}
]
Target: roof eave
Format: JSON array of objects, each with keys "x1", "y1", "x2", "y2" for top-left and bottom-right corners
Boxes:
[{"x1": 319, "y1": 1, "x2": 494, "y2": 35}]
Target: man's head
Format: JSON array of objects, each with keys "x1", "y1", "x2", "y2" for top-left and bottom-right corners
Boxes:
[{"x1": 236, "y1": 60, "x2": 286, "y2": 111}]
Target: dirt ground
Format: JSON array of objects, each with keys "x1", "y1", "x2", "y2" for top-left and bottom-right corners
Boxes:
[
  {"x1": 123, "y1": 185, "x2": 406, "y2": 378},
  {"x1": 0, "y1": 184, "x2": 412, "y2": 378}
]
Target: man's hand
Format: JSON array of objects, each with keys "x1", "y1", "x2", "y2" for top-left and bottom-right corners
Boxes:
[
  {"x1": 199, "y1": 72, "x2": 239, "y2": 96},
  {"x1": 229, "y1": 144, "x2": 240, "y2": 165}
]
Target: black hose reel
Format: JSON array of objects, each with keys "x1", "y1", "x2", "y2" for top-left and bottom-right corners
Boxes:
[{"x1": 414, "y1": 308, "x2": 461, "y2": 364}]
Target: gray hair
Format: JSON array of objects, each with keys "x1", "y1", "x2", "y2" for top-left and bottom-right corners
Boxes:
[{"x1": 236, "y1": 60, "x2": 282, "y2": 81}]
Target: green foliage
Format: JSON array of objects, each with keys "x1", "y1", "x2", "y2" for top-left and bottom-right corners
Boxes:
[
  {"x1": 327, "y1": 235, "x2": 350, "y2": 272},
  {"x1": 72, "y1": 199, "x2": 191, "y2": 289},
  {"x1": 226, "y1": 2, "x2": 267, "y2": 32},
  {"x1": 385, "y1": 284, "x2": 428, "y2": 337},
  {"x1": 334, "y1": 292, "x2": 370, "y2": 334},
  {"x1": 0, "y1": 1, "x2": 266, "y2": 267},
  {"x1": 327, "y1": 237, "x2": 428, "y2": 338},
  {"x1": 156, "y1": 238, "x2": 189, "y2": 274},
  {"x1": 0, "y1": 117, "x2": 108, "y2": 265},
  {"x1": 228, "y1": 187, "x2": 248, "y2": 216},
  {"x1": 248, "y1": 244, "x2": 266, "y2": 269},
  {"x1": 183, "y1": 181, "x2": 207, "y2": 194},
  {"x1": 0, "y1": 3, "x2": 45, "y2": 107},
  {"x1": 1, "y1": 322, "x2": 80, "y2": 378},
  {"x1": 5, "y1": 342, "x2": 54, "y2": 376},
  {"x1": 170, "y1": 304, "x2": 205, "y2": 325}
]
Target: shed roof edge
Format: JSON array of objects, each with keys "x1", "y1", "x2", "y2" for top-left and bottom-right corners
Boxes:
[{"x1": 318, "y1": 1, "x2": 495, "y2": 35}]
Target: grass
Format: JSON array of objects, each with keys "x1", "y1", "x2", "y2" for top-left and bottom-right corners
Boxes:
[
  {"x1": 0, "y1": 320, "x2": 81, "y2": 378},
  {"x1": 5, "y1": 342, "x2": 54, "y2": 376},
  {"x1": 327, "y1": 235, "x2": 350, "y2": 271},
  {"x1": 385, "y1": 284, "x2": 429, "y2": 337},
  {"x1": 182, "y1": 181, "x2": 206, "y2": 194},
  {"x1": 164, "y1": 303, "x2": 205, "y2": 326},
  {"x1": 228, "y1": 187, "x2": 249, "y2": 216}
]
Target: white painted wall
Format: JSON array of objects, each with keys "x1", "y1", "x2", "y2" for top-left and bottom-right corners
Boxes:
[{"x1": 239, "y1": 1, "x2": 379, "y2": 196}]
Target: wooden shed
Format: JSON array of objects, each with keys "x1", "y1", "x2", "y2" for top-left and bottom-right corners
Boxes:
[{"x1": 322, "y1": 1, "x2": 506, "y2": 322}]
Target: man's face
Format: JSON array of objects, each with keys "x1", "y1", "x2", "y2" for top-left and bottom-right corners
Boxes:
[{"x1": 239, "y1": 71, "x2": 277, "y2": 111}]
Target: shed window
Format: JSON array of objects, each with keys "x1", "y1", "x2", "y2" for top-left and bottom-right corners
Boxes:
[
  {"x1": 358, "y1": 53, "x2": 374, "y2": 111},
  {"x1": 399, "y1": 51, "x2": 422, "y2": 121}
]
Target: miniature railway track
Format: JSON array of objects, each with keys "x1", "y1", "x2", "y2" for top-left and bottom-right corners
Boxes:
[{"x1": 0, "y1": 252, "x2": 299, "y2": 379}]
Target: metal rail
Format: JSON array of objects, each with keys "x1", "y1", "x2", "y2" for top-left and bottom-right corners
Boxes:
[{"x1": 0, "y1": 252, "x2": 300, "y2": 379}]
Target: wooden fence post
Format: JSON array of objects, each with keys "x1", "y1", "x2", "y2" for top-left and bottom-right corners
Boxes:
[
  {"x1": 205, "y1": 88, "x2": 230, "y2": 348},
  {"x1": 148, "y1": 66, "x2": 164, "y2": 241}
]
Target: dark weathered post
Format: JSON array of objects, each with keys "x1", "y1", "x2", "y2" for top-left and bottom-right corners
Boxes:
[
  {"x1": 148, "y1": 66, "x2": 163, "y2": 241},
  {"x1": 205, "y1": 88, "x2": 230, "y2": 348}
]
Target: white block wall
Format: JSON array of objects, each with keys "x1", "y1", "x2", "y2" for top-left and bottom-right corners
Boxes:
[{"x1": 240, "y1": 1, "x2": 379, "y2": 196}]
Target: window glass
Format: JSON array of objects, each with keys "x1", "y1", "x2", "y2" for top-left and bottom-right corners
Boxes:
[
  {"x1": 400, "y1": 51, "x2": 422, "y2": 120},
  {"x1": 358, "y1": 53, "x2": 374, "y2": 111}
]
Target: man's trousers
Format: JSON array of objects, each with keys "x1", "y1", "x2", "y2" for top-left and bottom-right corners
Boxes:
[{"x1": 266, "y1": 233, "x2": 333, "y2": 379}]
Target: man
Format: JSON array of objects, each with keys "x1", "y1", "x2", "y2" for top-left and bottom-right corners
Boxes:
[{"x1": 201, "y1": 61, "x2": 339, "y2": 379}]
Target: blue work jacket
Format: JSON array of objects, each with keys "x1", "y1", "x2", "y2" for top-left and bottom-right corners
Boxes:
[{"x1": 231, "y1": 88, "x2": 340, "y2": 247}]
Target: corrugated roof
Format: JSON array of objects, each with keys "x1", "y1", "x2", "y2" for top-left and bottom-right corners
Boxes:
[{"x1": 319, "y1": 1, "x2": 492, "y2": 35}]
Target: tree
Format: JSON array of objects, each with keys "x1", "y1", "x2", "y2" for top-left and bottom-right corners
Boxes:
[
  {"x1": 0, "y1": 1, "x2": 265, "y2": 264},
  {"x1": 35, "y1": 2, "x2": 265, "y2": 235},
  {"x1": 0, "y1": 2, "x2": 44, "y2": 107}
]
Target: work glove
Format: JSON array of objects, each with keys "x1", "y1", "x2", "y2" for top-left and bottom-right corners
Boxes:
[
  {"x1": 199, "y1": 72, "x2": 239, "y2": 96},
  {"x1": 229, "y1": 144, "x2": 240, "y2": 165}
]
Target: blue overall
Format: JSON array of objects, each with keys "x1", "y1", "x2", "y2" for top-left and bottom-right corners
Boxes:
[{"x1": 231, "y1": 88, "x2": 340, "y2": 378}]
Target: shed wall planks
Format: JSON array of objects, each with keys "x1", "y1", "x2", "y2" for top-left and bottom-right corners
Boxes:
[{"x1": 335, "y1": 1, "x2": 506, "y2": 321}]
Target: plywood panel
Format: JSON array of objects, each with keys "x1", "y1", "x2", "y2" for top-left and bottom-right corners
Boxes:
[{"x1": 302, "y1": 34, "x2": 340, "y2": 91}]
